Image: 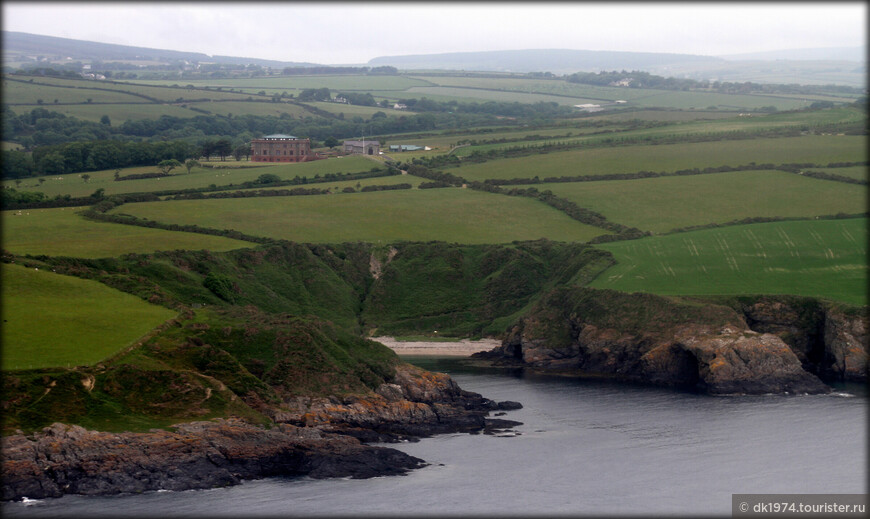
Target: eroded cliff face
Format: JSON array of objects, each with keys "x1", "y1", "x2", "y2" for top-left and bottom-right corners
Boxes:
[
  {"x1": 737, "y1": 297, "x2": 868, "y2": 381},
  {"x1": 484, "y1": 288, "x2": 863, "y2": 394}
]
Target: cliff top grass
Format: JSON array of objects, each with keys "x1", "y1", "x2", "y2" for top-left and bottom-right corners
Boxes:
[
  {"x1": 591, "y1": 218, "x2": 868, "y2": 306},
  {"x1": 1, "y1": 304, "x2": 400, "y2": 435},
  {"x1": 531, "y1": 171, "x2": 866, "y2": 234},
  {"x1": 2, "y1": 207, "x2": 252, "y2": 258},
  {"x1": 1, "y1": 262, "x2": 177, "y2": 370}
]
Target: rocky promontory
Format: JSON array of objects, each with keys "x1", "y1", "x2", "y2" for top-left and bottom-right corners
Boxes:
[
  {"x1": 476, "y1": 288, "x2": 866, "y2": 394},
  {"x1": 1, "y1": 364, "x2": 521, "y2": 501}
]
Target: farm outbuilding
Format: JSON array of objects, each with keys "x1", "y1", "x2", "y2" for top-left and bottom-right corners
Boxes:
[
  {"x1": 343, "y1": 140, "x2": 380, "y2": 156},
  {"x1": 251, "y1": 134, "x2": 319, "y2": 163}
]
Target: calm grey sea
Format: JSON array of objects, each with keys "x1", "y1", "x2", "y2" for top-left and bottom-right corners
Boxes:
[{"x1": 4, "y1": 357, "x2": 866, "y2": 518}]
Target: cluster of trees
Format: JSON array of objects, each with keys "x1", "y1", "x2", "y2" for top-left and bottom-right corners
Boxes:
[
  {"x1": 297, "y1": 88, "x2": 332, "y2": 102},
  {"x1": 337, "y1": 92, "x2": 378, "y2": 106},
  {"x1": 5, "y1": 140, "x2": 194, "y2": 178},
  {"x1": 3, "y1": 107, "x2": 114, "y2": 148}
]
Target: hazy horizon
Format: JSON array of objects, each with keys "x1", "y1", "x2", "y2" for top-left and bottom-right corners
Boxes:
[{"x1": 2, "y1": 2, "x2": 865, "y2": 65}]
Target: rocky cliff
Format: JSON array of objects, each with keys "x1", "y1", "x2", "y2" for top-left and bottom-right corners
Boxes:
[
  {"x1": 1, "y1": 364, "x2": 521, "y2": 501},
  {"x1": 734, "y1": 296, "x2": 868, "y2": 381},
  {"x1": 478, "y1": 288, "x2": 866, "y2": 394}
]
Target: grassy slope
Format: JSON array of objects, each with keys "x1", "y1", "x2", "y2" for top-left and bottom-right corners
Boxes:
[
  {"x1": 1, "y1": 306, "x2": 399, "y2": 434},
  {"x1": 1, "y1": 263, "x2": 177, "y2": 370},
  {"x1": 110, "y1": 188, "x2": 607, "y2": 244},
  {"x1": 362, "y1": 240, "x2": 614, "y2": 337},
  {"x1": 2, "y1": 207, "x2": 252, "y2": 258},
  {"x1": 1, "y1": 239, "x2": 613, "y2": 433},
  {"x1": 591, "y1": 218, "x2": 868, "y2": 305}
]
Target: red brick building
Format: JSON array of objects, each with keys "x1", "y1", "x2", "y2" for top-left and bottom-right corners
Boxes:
[{"x1": 250, "y1": 134, "x2": 320, "y2": 163}]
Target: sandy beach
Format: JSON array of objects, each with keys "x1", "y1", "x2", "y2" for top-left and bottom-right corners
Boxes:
[{"x1": 372, "y1": 336, "x2": 500, "y2": 356}]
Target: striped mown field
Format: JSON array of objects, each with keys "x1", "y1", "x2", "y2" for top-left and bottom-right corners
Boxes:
[{"x1": 591, "y1": 218, "x2": 867, "y2": 305}]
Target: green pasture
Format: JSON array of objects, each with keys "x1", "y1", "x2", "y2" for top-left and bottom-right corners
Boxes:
[
  {"x1": 531, "y1": 170, "x2": 866, "y2": 234},
  {"x1": 454, "y1": 135, "x2": 868, "y2": 181},
  {"x1": 255, "y1": 172, "x2": 425, "y2": 192},
  {"x1": 409, "y1": 75, "x2": 619, "y2": 98},
  {"x1": 626, "y1": 90, "x2": 810, "y2": 111},
  {"x1": 4, "y1": 156, "x2": 377, "y2": 197},
  {"x1": 590, "y1": 218, "x2": 867, "y2": 305},
  {"x1": 404, "y1": 85, "x2": 601, "y2": 106},
  {"x1": 2, "y1": 79, "x2": 150, "y2": 105},
  {"x1": 1, "y1": 262, "x2": 177, "y2": 370},
  {"x1": 16, "y1": 76, "x2": 261, "y2": 102},
  {"x1": 32, "y1": 103, "x2": 197, "y2": 123},
  {"x1": 452, "y1": 109, "x2": 866, "y2": 158},
  {"x1": 183, "y1": 100, "x2": 312, "y2": 118},
  {"x1": 2, "y1": 141, "x2": 24, "y2": 151},
  {"x1": 2, "y1": 207, "x2": 252, "y2": 258},
  {"x1": 590, "y1": 110, "x2": 745, "y2": 122},
  {"x1": 110, "y1": 188, "x2": 607, "y2": 244},
  {"x1": 123, "y1": 75, "x2": 432, "y2": 91},
  {"x1": 400, "y1": 77, "x2": 819, "y2": 111}
]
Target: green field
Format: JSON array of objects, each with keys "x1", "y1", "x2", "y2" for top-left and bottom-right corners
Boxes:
[
  {"x1": 184, "y1": 100, "x2": 313, "y2": 118},
  {"x1": 3, "y1": 156, "x2": 379, "y2": 198},
  {"x1": 409, "y1": 75, "x2": 848, "y2": 109},
  {"x1": 2, "y1": 207, "x2": 252, "y2": 258},
  {"x1": 2, "y1": 79, "x2": 151, "y2": 105},
  {"x1": 256, "y1": 172, "x2": 426, "y2": 192},
  {"x1": 124, "y1": 75, "x2": 433, "y2": 91},
  {"x1": 450, "y1": 108, "x2": 865, "y2": 158},
  {"x1": 591, "y1": 218, "x2": 868, "y2": 305},
  {"x1": 454, "y1": 135, "x2": 867, "y2": 181},
  {"x1": 31, "y1": 102, "x2": 199, "y2": 123},
  {"x1": 1, "y1": 263, "x2": 178, "y2": 370},
  {"x1": 110, "y1": 188, "x2": 607, "y2": 244},
  {"x1": 4, "y1": 76, "x2": 258, "y2": 102},
  {"x1": 531, "y1": 170, "x2": 866, "y2": 233}
]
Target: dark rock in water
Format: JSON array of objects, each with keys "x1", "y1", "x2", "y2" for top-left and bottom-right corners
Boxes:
[
  {"x1": 484, "y1": 418, "x2": 523, "y2": 429},
  {"x1": 496, "y1": 400, "x2": 523, "y2": 410},
  {"x1": 483, "y1": 418, "x2": 524, "y2": 436}
]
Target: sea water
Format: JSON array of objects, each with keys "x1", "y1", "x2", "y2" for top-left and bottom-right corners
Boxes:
[{"x1": 4, "y1": 357, "x2": 866, "y2": 517}]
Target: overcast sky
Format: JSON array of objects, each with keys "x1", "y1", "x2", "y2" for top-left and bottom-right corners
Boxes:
[{"x1": 2, "y1": 2, "x2": 866, "y2": 64}]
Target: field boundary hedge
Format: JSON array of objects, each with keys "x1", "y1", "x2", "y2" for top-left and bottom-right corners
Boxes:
[{"x1": 482, "y1": 161, "x2": 869, "y2": 186}]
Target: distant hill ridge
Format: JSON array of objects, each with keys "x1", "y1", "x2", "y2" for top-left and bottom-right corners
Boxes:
[{"x1": 2, "y1": 31, "x2": 317, "y2": 68}]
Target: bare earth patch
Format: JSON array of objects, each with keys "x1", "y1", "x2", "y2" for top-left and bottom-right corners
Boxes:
[{"x1": 372, "y1": 337, "x2": 500, "y2": 356}]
